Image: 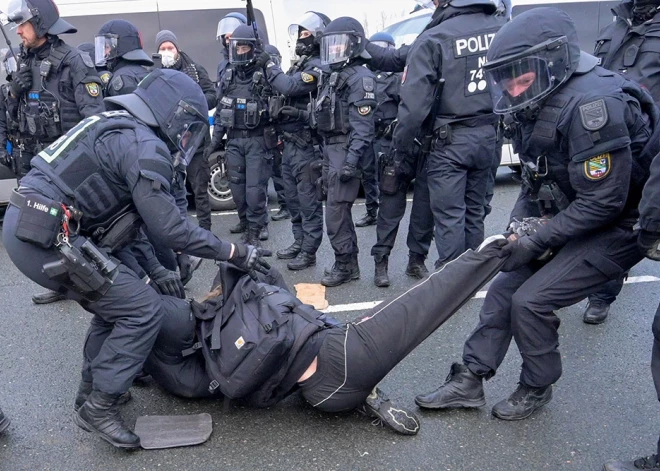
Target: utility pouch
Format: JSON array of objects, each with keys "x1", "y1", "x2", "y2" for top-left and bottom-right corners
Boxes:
[
  {"x1": 14, "y1": 193, "x2": 62, "y2": 249},
  {"x1": 263, "y1": 126, "x2": 278, "y2": 150},
  {"x1": 380, "y1": 165, "x2": 398, "y2": 195},
  {"x1": 92, "y1": 209, "x2": 143, "y2": 253},
  {"x1": 245, "y1": 101, "x2": 259, "y2": 127},
  {"x1": 42, "y1": 237, "x2": 118, "y2": 302},
  {"x1": 219, "y1": 108, "x2": 235, "y2": 128}
]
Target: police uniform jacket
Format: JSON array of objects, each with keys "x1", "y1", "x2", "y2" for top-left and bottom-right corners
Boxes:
[
  {"x1": 106, "y1": 60, "x2": 150, "y2": 97},
  {"x1": 509, "y1": 66, "x2": 660, "y2": 250},
  {"x1": 595, "y1": 0, "x2": 660, "y2": 103}
]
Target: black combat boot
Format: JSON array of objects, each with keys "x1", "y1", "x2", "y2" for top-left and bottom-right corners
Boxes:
[
  {"x1": 583, "y1": 299, "x2": 610, "y2": 325},
  {"x1": 491, "y1": 382, "x2": 553, "y2": 421},
  {"x1": 246, "y1": 226, "x2": 262, "y2": 248},
  {"x1": 229, "y1": 219, "x2": 247, "y2": 234},
  {"x1": 271, "y1": 206, "x2": 291, "y2": 221},
  {"x1": 277, "y1": 238, "x2": 303, "y2": 259},
  {"x1": 415, "y1": 362, "x2": 486, "y2": 409},
  {"x1": 287, "y1": 252, "x2": 316, "y2": 270},
  {"x1": 259, "y1": 225, "x2": 269, "y2": 241},
  {"x1": 75, "y1": 390, "x2": 141, "y2": 449},
  {"x1": 0, "y1": 407, "x2": 10, "y2": 434},
  {"x1": 604, "y1": 454, "x2": 660, "y2": 471},
  {"x1": 321, "y1": 261, "x2": 357, "y2": 287},
  {"x1": 74, "y1": 381, "x2": 132, "y2": 412},
  {"x1": 356, "y1": 387, "x2": 420, "y2": 435},
  {"x1": 405, "y1": 252, "x2": 429, "y2": 279},
  {"x1": 355, "y1": 208, "x2": 378, "y2": 227},
  {"x1": 374, "y1": 255, "x2": 390, "y2": 288},
  {"x1": 32, "y1": 290, "x2": 66, "y2": 305}
]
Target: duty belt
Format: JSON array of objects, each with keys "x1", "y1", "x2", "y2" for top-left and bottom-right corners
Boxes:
[
  {"x1": 227, "y1": 128, "x2": 264, "y2": 139},
  {"x1": 324, "y1": 134, "x2": 349, "y2": 145}
]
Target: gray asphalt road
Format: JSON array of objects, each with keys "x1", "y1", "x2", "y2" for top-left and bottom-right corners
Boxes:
[{"x1": 1, "y1": 168, "x2": 658, "y2": 471}]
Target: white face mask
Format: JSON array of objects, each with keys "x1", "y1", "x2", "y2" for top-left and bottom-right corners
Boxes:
[{"x1": 160, "y1": 50, "x2": 177, "y2": 68}]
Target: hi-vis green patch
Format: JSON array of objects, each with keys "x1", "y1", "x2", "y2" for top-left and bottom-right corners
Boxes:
[
  {"x1": 85, "y1": 82, "x2": 100, "y2": 97},
  {"x1": 584, "y1": 153, "x2": 611, "y2": 180},
  {"x1": 301, "y1": 72, "x2": 315, "y2": 83}
]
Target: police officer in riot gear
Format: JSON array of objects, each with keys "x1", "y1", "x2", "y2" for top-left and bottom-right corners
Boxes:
[
  {"x1": 208, "y1": 25, "x2": 274, "y2": 247},
  {"x1": 257, "y1": 11, "x2": 329, "y2": 270},
  {"x1": 216, "y1": 11, "x2": 247, "y2": 84},
  {"x1": 315, "y1": 17, "x2": 377, "y2": 286},
  {"x1": 387, "y1": 0, "x2": 505, "y2": 270},
  {"x1": 415, "y1": 7, "x2": 660, "y2": 421},
  {"x1": 2, "y1": 69, "x2": 271, "y2": 448},
  {"x1": 582, "y1": 0, "x2": 660, "y2": 326},
  {"x1": 367, "y1": 32, "x2": 434, "y2": 287},
  {"x1": 1, "y1": 0, "x2": 104, "y2": 178},
  {"x1": 95, "y1": 19, "x2": 153, "y2": 97}
]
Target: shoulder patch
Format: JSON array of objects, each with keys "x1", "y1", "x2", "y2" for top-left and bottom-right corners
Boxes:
[
  {"x1": 85, "y1": 82, "x2": 100, "y2": 97},
  {"x1": 362, "y1": 76, "x2": 375, "y2": 92},
  {"x1": 111, "y1": 75, "x2": 124, "y2": 92},
  {"x1": 99, "y1": 71, "x2": 111, "y2": 85},
  {"x1": 301, "y1": 72, "x2": 315, "y2": 83},
  {"x1": 584, "y1": 153, "x2": 611, "y2": 180},
  {"x1": 358, "y1": 105, "x2": 372, "y2": 116},
  {"x1": 579, "y1": 99, "x2": 608, "y2": 131},
  {"x1": 80, "y1": 51, "x2": 94, "y2": 69}
]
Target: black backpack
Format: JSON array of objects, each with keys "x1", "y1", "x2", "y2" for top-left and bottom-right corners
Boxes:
[{"x1": 189, "y1": 263, "x2": 330, "y2": 402}]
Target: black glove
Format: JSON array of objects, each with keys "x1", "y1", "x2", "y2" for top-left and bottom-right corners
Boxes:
[
  {"x1": 507, "y1": 216, "x2": 550, "y2": 239},
  {"x1": 229, "y1": 243, "x2": 272, "y2": 276},
  {"x1": 280, "y1": 105, "x2": 308, "y2": 121},
  {"x1": 148, "y1": 266, "x2": 186, "y2": 298},
  {"x1": 10, "y1": 65, "x2": 31, "y2": 98},
  {"x1": 177, "y1": 254, "x2": 203, "y2": 286},
  {"x1": 637, "y1": 230, "x2": 660, "y2": 261},
  {"x1": 497, "y1": 236, "x2": 547, "y2": 272},
  {"x1": 339, "y1": 162, "x2": 359, "y2": 183},
  {"x1": 394, "y1": 157, "x2": 414, "y2": 180},
  {"x1": 0, "y1": 149, "x2": 11, "y2": 167},
  {"x1": 254, "y1": 50, "x2": 272, "y2": 70}
]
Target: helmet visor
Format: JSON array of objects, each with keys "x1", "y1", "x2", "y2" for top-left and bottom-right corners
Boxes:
[
  {"x1": 321, "y1": 33, "x2": 356, "y2": 65},
  {"x1": 94, "y1": 34, "x2": 117, "y2": 67},
  {"x1": 217, "y1": 16, "x2": 243, "y2": 42},
  {"x1": 170, "y1": 101, "x2": 209, "y2": 166},
  {"x1": 288, "y1": 12, "x2": 325, "y2": 41},
  {"x1": 484, "y1": 40, "x2": 570, "y2": 114},
  {"x1": 228, "y1": 37, "x2": 255, "y2": 64},
  {"x1": 371, "y1": 40, "x2": 394, "y2": 50},
  {"x1": 0, "y1": 0, "x2": 33, "y2": 29},
  {"x1": 414, "y1": 0, "x2": 436, "y2": 9}
]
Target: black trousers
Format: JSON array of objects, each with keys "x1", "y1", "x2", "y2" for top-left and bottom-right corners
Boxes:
[
  {"x1": 281, "y1": 138, "x2": 323, "y2": 254},
  {"x1": 323, "y1": 141, "x2": 360, "y2": 262},
  {"x1": 360, "y1": 143, "x2": 379, "y2": 213},
  {"x1": 370, "y1": 150, "x2": 434, "y2": 259},
  {"x1": 225, "y1": 136, "x2": 272, "y2": 229},
  {"x1": 187, "y1": 149, "x2": 212, "y2": 231},
  {"x1": 3, "y1": 205, "x2": 163, "y2": 396},
  {"x1": 271, "y1": 146, "x2": 287, "y2": 210},
  {"x1": 463, "y1": 225, "x2": 642, "y2": 388},
  {"x1": 427, "y1": 124, "x2": 497, "y2": 266}
]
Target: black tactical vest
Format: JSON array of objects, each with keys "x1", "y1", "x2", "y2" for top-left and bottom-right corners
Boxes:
[
  {"x1": 217, "y1": 67, "x2": 270, "y2": 130},
  {"x1": 316, "y1": 68, "x2": 357, "y2": 135},
  {"x1": 30, "y1": 110, "x2": 139, "y2": 229}
]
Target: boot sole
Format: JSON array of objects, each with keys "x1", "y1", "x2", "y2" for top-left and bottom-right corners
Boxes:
[
  {"x1": 415, "y1": 396, "x2": 486, "y2": 410},
  {"x1": 287, "y1": 261, "x2": 316, "y2": 271},
  {"x1": 0, "y1": 415, "x2": 10, "y2": 433},
  {"x1": 321, "y1": 272, "x2": 360, "y2": 287},
  {"x1": 491, "y1": 393, "x2": 553, "y2": 421},
  {"x1": 583, "y1": 316, "x2": 608, "y2": 325},
  {"x1": 74, "y1": 413, "x2": 141, "y2": 449},
  {"x1": 277, "y1": 252, "x2": 301, "y2": 260},
  {"x1": 32, "y1": 294, "x2": 66, "y2": 305},
  {"x1": 374, "y1": 279, "x2": 390, "y2": 288},
  {"x1": 405, "y1": 270, "x2": 428, "y2": 280}
]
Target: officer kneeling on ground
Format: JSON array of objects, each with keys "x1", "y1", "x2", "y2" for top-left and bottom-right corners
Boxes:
[
  {"x1": 415, "y1": 8, "x2": 660, "y2": 421},
  {"x1": 1, "y1": 69, "x2": 270, "y2": 449}
]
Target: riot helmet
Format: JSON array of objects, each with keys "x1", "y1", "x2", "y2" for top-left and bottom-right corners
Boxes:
[
  {"x1": 265, "y1": 44, "x2": 281, "y2": 67},
  {"x1": 104, "y1": 69, "x2": 209, "y2": 166},
  {"x1": 77, "y1": 41, "x2": 96, "y2": 66},
  {"x1": 216, "y1": 12, "x2": 246, "y2": 45},
  {"x1": 483, "y1": 7, "x2": 597, "y2": 117},
  {"x1": 632, "y1": 0, "x2": 660, "y2": 24},
  {"x1": 0, "y1": 0, "x2": 76, "y2": 37},
  {"x1": 95, "y1": 19, "x2": 153, "y2": 71},
  {"x1": 369, "y1": 32, "x2": 395, "y2": 49},
  {"x1": 415, "y1": 0, "x2": 503, "y2": 13},
  {"x1": 320, "y1": 16, "x2": 369, "y2": 70},
  {"x1": 288, "y1": 11, "x2": 331, "y2": 56},
  {"x1": 228, "y1": 24, "x2": 258, "y2": 65}
]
